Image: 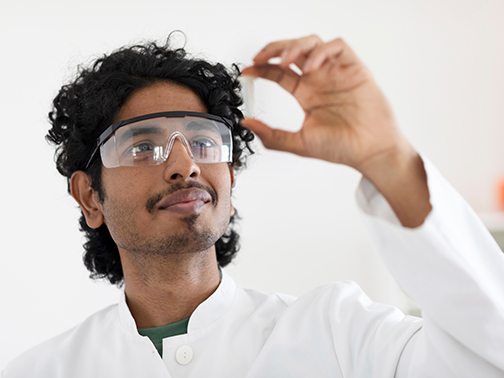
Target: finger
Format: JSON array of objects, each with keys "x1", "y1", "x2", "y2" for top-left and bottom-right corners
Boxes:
[
  {"x1": 303, "y1": 38, "x2": 359, "y2": 73},
  {"x1": 254, "y1": 42, "x2": 308, "y2": 71},
  {"x1": 253, "y1": 35, "x2": 323, "y2": 68},
  {"x1": 253, "y1": 39, "x2": 291, "y2": 64},
  {"x1": 277, "y1": 35, "x2": 322, "y2": 69},
  {"x1": 241, "y1": 64, "x2": 301, "y2": 95},
  {"x1": 241, "y1": 118, "x2": 305, "y2": 155}
]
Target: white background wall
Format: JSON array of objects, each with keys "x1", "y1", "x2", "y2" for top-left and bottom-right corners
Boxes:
[{"x1": 1, "y1": 0, "x2": 504, "y2": 368}]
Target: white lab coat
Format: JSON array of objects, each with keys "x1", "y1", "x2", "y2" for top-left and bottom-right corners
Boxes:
[{"x1": 3, "y1": 157, "x2": 504, "y2": 377}]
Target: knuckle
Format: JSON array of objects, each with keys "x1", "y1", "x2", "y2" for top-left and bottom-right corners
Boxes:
[
  {"x1": 333, "y1": 37, "x2": 345, "y2": 46},
  {"x1": 260, "y1": 44, "x2": 274, "y2": 54},
  {"x1": 261, "y1": 41, "x2": 282, "y2": 54}
]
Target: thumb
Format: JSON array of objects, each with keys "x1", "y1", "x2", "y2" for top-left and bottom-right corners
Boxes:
[{"x1": 241, "y1": 118, "x2": 304, "y2": 155}]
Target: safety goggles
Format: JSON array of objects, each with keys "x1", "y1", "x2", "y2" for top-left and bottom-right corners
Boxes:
[{"x1": 85, "y1": 111, "x2": 233, "y2": 169}]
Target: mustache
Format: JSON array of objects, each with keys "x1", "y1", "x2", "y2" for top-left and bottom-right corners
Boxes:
[{"x1": 146, "y1": 181, "x2": 218, "y2": 214}]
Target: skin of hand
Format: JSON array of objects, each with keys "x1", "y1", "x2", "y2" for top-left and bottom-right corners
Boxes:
[{"x1": 241, "y1": 35, "x2": 432, "y2": 227}]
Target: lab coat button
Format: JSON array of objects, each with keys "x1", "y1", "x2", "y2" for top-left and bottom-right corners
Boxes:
[{"x1": 175, "y1": 345, "x2": 193, "y2": 365}]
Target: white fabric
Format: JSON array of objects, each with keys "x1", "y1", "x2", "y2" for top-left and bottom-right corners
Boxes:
[{"x1": 3, "y1": 157, "x2": 504, "y2": 377}]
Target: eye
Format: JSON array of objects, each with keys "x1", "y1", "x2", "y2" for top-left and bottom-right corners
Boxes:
[
  {"x1": 130, "y1": 143, "x2": 154, "y2": 154},
  {"x1": 122, "y1": 142, "x2": 157, "y2": 161},
  {"x1": 190, "y1": 137, "x2": 218, "y2": 149}
]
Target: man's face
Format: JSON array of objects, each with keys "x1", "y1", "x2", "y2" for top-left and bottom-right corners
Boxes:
[{"x1": 94, "y1": 81, "x2": 234, "y2": 258}]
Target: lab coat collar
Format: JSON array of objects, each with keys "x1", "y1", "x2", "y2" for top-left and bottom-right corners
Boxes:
[{"x1": 117, "y1": 268, "x2": 237, "y2": 334}]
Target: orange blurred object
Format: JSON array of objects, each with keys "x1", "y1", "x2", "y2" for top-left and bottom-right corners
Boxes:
[{"x1": 500, "y1": 179, "x2": 504, "y2": 211}]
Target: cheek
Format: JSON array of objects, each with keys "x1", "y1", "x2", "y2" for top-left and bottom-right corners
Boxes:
[
  {"x1": 205, "y1": 167, "x2": 233, "y2": 201},
  {"x1": 214, "y1": 172, "x2": 234, "y2": 216},
  {"x1": 100, "y1": 171, "x2": 148, "y2": 229},
  {"x1": 102, "y1": 169, "x2": 148, "y2": 203},
  {"x1": 102, "y1": 191, "x2": 137, "y2": 235}
]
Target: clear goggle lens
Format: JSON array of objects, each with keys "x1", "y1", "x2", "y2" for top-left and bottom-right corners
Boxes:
[{"x1": 99, "y1": 115, "x2": 233, "y2": 168}]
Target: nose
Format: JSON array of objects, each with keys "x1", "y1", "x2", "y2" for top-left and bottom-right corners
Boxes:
[{"x1": 162, "y1": 136, "x2": 201, "y2": 182}]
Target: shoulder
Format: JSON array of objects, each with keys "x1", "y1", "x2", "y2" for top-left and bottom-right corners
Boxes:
[
  {"x1": 277, "y1": 280, "x2": 367, "y2": 311},
  {"x1": 266, "y1": 279, "x2": 421, "y2": 351},
  {"x1": 242, "y1": 285, "x2": 297, "y2": 306},
  {"x1": 234, "y1": 280, "x2": 386, "y2": 331},
  {"x1": 267, "y1": 280, "x2": 368, "y2": 322},
  {"x1": 2, "y1": 304, "x2": 118, "y2": 378},
  {"x1": 236, "y1": 280, "x2": 371, "y2": 317}
]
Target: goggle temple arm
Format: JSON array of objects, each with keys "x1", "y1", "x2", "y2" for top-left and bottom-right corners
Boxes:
[
  {"x1": 84, "y1": 143, "x2": 101, "y2": 170},
  {"x1": 83, "y1": 121, "x2": 127, "y2": 170}
]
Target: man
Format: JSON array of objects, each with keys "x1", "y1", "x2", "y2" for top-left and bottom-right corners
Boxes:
[{"x1": 3, "y1": 35, "x2": 504, "y2": 377}]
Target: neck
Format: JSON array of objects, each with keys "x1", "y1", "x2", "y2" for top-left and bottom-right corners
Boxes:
[{"x1": 119, "y1": 247, "x2": 220, "y2": 329}]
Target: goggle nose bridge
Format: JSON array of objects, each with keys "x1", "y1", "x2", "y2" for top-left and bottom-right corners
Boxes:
[{"x1": 162, "y1": 131, "x2": 196, "y2": 162}]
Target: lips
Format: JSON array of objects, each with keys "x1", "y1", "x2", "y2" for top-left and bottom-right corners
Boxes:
[{"x1": 157, "y1": 188, "x2": 212, "y2": 211}]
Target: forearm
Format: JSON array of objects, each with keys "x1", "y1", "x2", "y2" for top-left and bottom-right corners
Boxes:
[{"x1": 357, "y1": 144, "x2": 432, "y2": 228}]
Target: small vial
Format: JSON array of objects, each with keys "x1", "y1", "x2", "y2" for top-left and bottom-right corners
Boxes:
[{"x1": 238, "y1": 75, "x2": 255, "y2": 118}]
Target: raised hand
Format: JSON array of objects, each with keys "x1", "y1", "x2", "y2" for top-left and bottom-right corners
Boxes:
[
  {"x1": 241, "y1": 35, "x2": 412, "y2": 176},
  {"x1": 242, "y1": 35, "x2": 431, "y2": 227}
]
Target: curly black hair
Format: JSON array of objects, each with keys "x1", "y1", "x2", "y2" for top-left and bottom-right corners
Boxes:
[{"x1": 46, "y1": 38, "x2": 255, "y2": 286}]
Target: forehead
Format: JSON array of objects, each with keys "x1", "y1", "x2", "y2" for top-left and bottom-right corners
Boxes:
[{"x1": 114, "y1": 82, "x2": 207, "y2": 122}]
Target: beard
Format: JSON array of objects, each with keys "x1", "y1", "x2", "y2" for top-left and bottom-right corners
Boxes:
[
  {"x1": 100, "y1": 177, "x2": 232, "y2": 264},
  {"x1": 118, "y1": 213, "x2": 228, "y2": 259},
  {"x1": 102, "y1": 189, "x2": 231, "y2": 262}
]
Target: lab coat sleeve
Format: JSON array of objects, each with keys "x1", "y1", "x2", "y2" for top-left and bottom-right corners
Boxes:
[{"x1": 356, "y1": 155, "x2": 504, "y2": 377}]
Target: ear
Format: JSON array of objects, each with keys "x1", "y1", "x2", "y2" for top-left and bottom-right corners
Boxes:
[
  {"x1": 70, "y1": 171, "x2": 104, "y2": 229},
  {"x1": 229, "y1": 164, "x2": 235, "y2": 217},
  {"x1": 229, "y1": 164, "x2": 235, "y2": 188}
]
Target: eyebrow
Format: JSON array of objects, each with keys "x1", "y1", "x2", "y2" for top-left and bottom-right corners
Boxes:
[{"x1": 117, "y1": 125, "x2": 163, "y2": 145}]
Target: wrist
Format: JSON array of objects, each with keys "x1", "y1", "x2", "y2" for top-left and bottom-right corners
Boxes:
[
  {"x1": 357, "y1": 144, "x2": 432, "y2": 228},
  {"x1": 358, "y1": 143, "x2": 418, "y2": 187}
]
